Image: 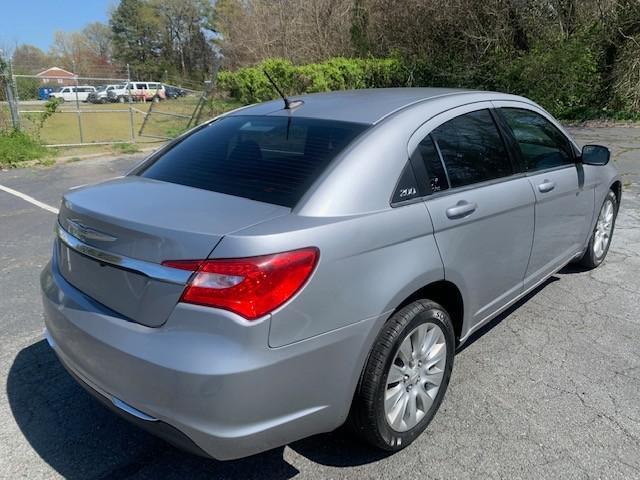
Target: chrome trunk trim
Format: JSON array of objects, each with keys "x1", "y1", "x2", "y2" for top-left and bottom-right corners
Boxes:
[{"x1": 55, "y1": 222, "x2": 192, "y2": 285}]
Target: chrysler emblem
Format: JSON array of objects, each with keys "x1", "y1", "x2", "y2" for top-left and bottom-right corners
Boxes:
[{"x1": 66, "y1": 219, "x2": 117, "y2": 243}]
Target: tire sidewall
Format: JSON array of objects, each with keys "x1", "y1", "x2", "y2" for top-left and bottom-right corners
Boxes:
[{"x1": 373, "y1": 304, "x2": 455, "y2": 449}]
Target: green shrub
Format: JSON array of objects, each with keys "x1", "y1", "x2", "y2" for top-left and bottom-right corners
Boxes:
[
  {"x1": 217, "y1": 39, "x2": 617, "y2": 120},
  {"x1": 218, "y1": 57, "x2": 407, "y2": 104},
  {"x1": 0, "y1": 130, "x2": 50, "y2": 167},
  {"x1": 493, "y1": 36, "x2": 602, "y2": 119},
  {"x1": 15, "y1": 77, "x2": 41, "y2": 101}
]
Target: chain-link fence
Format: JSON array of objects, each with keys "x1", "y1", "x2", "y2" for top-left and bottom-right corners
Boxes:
[{"x1": 1, "y1": 61, "x2": 211, "y2": 148}]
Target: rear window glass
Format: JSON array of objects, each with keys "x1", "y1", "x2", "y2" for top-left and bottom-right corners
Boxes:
[{"x1": 139, "y1": 116, "x2": 368, "y2": 207}]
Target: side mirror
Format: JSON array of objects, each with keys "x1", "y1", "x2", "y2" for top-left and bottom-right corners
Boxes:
[{"x1": 581, "y1": 144, "x2": 610, "y2": 166}]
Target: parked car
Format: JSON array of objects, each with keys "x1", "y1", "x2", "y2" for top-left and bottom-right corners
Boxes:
[
  {"x1": 164, "y1": 85, "x2": 187, "y2": 99},
  {"x1": 88, "y1": 85, "x2": 124, "y2": 104},
  {"x1": 48, "y1": 86, "x2": 96, "y2": 102},
  {"x1": 41, "y1": 88, "x2": 620, "y2": 460},
  {"x1": 107, "y1": 82, "x2": 166, "y2": 103}
]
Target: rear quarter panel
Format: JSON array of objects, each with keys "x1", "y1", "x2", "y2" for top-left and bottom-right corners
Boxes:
[{"x1": 213, "y1": 203, "x2": 445, "y2": 347}]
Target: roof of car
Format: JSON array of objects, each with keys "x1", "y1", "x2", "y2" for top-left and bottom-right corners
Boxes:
[{"x1": 227, "y1": 88, "x2": 492, "y2": 125}]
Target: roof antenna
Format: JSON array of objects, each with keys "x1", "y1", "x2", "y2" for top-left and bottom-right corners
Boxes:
[{"x1": 263, "y1": 69, "x2": 304, "y2": 110}]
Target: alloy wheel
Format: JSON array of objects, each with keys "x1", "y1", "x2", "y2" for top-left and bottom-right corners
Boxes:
[
  {"x1": 384, "y1": 323, "x2": 447, "y2": 432},
  {"x1": 594, "y1": 197, "x2": 615, "y2": 259}
]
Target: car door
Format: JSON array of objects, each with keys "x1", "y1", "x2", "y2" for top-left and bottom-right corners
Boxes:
[
  {"x1": 409, "y1": 105, "x2": 535, "y2": 339},
  {"x1": 494, "y1": 103, "x2": 594, "y2": 290}
]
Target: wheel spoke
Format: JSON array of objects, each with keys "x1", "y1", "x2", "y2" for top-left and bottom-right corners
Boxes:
[
  {"x1": 416, "y1": 384, "x2": 434, "y2": 411},
  {"x1": 594, "y1": 235, "x2": 603, "y2": 256},
  {"x1": 421, "y1": 327, "x2": 438, "y2": 357},
  {"x1": 412, "y1": 325, "x2": 427, "y2": 357},
  {"x1": 387, "y1": 363, "x2": 406, "y2": 386},
  {"x1": 427, "y1": 339, "x2": 445, "y2": 363},
  {"x1": 604, "y1": 202, "x2": 613, "y2": 222},
  {"x1": 406, "y1": 392, "x2": 418, "y2": 426},
  {"x1": 423, "y1": 367, "x2": 444, "y2": 387},
  {"x1": 389, "y1": 391, "x2": 409, "y2": 430},
  {"x1": 385, "y1": 383, "x2": 404, "y2": 412},
  {"x1": 397, "y1": 337, "x2": 413, "y2": 366}
]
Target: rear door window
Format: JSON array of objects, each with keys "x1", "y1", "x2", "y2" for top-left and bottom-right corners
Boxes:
[
  {"x1": 500, "y1": 108, "x2": 574, "y2": 172},
  {"x1": 139, "y1": 116, "x2": 368, "y2": 207},
  {"x1": 412, "y1": 135, "x2": 449, "y2": 193},
  {"x1": 431, "y1": 109, "x2": 512, "y2": 188}
]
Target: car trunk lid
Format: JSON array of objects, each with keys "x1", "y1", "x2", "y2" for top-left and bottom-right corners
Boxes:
[{"x1": 56, "y1": 176, "x2": 289, "y2": 327}]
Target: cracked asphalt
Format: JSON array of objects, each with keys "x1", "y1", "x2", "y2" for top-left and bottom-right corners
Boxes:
[{"x1": 0, "y1": 126, "x2": 639, "y2": 479}]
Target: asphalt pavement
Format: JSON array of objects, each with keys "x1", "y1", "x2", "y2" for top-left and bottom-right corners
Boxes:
[{"x1": 0, "y1": 127, "x2": 639, "y2": 479}]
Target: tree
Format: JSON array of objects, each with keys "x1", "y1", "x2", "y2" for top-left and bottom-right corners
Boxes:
[
  {"x1": 109, "y1": 0, "x2": 218, "y2": 80},
  {"x1": 82, "y1": 22, "x2": 113, "y2": 66},
  {"x1": 213, "y1": 0, "x2": 354, "y2": 68},
  {"x1": 110, "y1": 0, "x2": 165, "y2": 78},
  {"x1": 151, "y1": 0, "x2": 217, "y2": 78},
  {"x1": 49, "y1": 31, "x2": 85, "y2": 71},
  {"x1": 12, "y1": 44, "x2": 50, "y2": 73}
]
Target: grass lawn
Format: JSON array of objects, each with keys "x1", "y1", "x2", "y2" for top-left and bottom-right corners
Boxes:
[
  {"x1": 16, "y1": 96, "x2": 243, "y2": 146},
  {"x1": 1, "y1": 96, "x2": 243, "y2": 165}
]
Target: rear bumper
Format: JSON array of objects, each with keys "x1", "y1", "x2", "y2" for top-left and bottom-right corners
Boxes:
[
  {"x1": 40, "y1": 250, "x2": 380, "y2": 460},
  {"x1": 51, "y1": 344, "x2": 210, "y2": 457}
]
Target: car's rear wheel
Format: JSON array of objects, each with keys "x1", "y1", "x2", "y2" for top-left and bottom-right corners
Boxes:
[
  {"x1": 350, "y1": 299, "x2": 454, "y2": 451},
  {"x1": 578, "y1": 190, "x2": 618, "y2": 269}
]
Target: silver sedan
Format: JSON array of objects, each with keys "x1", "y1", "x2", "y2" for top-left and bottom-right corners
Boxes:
[{"x1": 41, "y1": 88, "x2": 620, "y2": 459}]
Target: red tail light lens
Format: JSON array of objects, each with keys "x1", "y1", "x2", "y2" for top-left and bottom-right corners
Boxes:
[{"x1": 162, "y1": 247, "x2": 319, "y2": 320}]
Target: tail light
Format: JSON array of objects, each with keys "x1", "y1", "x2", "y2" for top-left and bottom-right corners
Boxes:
[{"x1": 162, "y1": 247, "x2": 319, "y2": 320}]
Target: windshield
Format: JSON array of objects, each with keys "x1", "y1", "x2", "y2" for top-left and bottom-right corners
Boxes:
[
  {"x1": 96, "y1": 86, "x2": 107, "y2": 92},
  {"x1": 139, "y1": 115, "x2": 368, "y2": 207}
]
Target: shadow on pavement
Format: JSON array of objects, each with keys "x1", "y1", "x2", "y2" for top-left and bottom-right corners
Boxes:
[
  {"x1": 456, "y1": 275, "x2": 560, "y2": 353},
  {"x1": 7, "y1": 340, "x2": 388, "y2": 479}
]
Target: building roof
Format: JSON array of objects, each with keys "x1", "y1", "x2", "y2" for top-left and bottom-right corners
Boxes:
[
  {"x1": 36, "y1": 67, "x2": 76, "y2": 78},
  {"x1": 228, "y1": 88, "x2": 493, "y2": 125}
]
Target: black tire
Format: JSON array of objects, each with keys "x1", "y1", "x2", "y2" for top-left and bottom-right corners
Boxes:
[
  {"x1": 349, "y1": 299, "x2": 455, "y2": 451},
  {"x1": 577, "y1": 190, "x2": 618, "y2": 269}
]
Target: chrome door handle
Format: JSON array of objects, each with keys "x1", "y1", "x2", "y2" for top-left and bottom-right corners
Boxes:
[
  {"x1": 446, "y1": 200, "x2": 477, "y2": 219},
  {"x1": 538, "y1": 180, "x2": 556, "y2": 193}
]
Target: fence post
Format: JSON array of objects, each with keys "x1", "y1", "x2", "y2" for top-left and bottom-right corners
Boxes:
[
  {"x1": 126, "y1": 64, "x2": 135, "y2": 143},
  {"x1": 1, "y1": 56, "x2": 20, "y2": 130},
  {"x1": 7, "y1": 58, "x2": 21, "y2": 130},
  {"x1": 73, "y1": 64, "x2": 84, "y2": 143}
]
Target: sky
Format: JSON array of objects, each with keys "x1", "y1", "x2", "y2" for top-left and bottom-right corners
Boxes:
[{"x1": 0, "y1": 0, "x2": 114, "y2": 53}]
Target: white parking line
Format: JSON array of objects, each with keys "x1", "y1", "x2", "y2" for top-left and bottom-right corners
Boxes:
[{"x1": 0, "y1": 184, "x2": 59, "y2": 214}]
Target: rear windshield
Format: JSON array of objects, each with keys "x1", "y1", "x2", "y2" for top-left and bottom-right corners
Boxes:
[{"x1": 139, "y1": 115, "x2": 368, "y2": 207}]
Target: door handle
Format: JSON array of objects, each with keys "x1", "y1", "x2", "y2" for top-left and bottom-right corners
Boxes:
[
  {"x1": 446, "y1": 200, "x2": 477, "y2": 219},
  {"x1": 538, "y1": 180, "x2": 556, "y2": 193}
]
